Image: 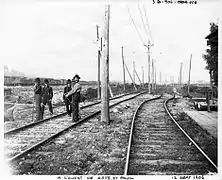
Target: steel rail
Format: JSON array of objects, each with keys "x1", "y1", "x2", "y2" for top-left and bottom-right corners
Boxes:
[
  {"x1": 124, "y1": 94, "x2": 162, "y2": 175},
  {"x1": 7, "y1": 91, "x2": 146, "y2": 163},
  {"x1": 4, "y1": 92, "x2": 135, "y2": 136},
  {"x1": 164, "y1": 96, "x2": 218, "y2": 171}
]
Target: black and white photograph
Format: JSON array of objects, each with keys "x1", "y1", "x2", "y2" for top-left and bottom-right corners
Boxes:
[{"x1": 1, "y1": 0, "x2": 220, "y2": 179}]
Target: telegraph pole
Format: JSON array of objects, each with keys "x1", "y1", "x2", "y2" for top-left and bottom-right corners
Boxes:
[
  {"x1": 144, "y1": 40, "x2": 151, "y2": 93},
  {"x1": 179, "y1": 62, "x2": 183, "y2": 88},
  {"x1": 188, "y1": 54, "x2": 192, "y2": 95},
  {"x1": 148, "y1": 43, "x2": 151, "y2": 93},
  {"x1": 154, "y1": 66, "x2": 157, "y2": 90},
  {"x1": 121, "y1": 46, "x2": 126, "y2": 92},
  {"x1": 101, "y1": 5, "x2": 110, "y2": 123},
  {"x1": 142, "y1": 66, "x2": 144, "y2": 87},
  {"x1": 152, "y1": 58, "x2": 154, "y2": 90},
  {"x1": 96, "y1": 25, "x2": 101, "y2": 99}
]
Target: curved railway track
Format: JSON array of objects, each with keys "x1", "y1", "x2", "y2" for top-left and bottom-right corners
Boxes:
[
  {"x1": 124, "y1": 94, "x2": 217, "y2": 175},
  {"x1": 5, "y1": 92, "x2": 145, "y2": 164}
]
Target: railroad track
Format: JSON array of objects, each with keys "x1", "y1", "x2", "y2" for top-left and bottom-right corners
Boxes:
[
  {"x1": 5, "y1": 91, "x2": 145, "y2": 164},
  {"x1": 4, "y1": 92, "x2": 135, "y2": 132},
  {"x1": 124, "y1": 94, "x2": 217, "y2": 175},
  {"x1": 5, "y1": 92, "x2": 133, "y2": 135}
]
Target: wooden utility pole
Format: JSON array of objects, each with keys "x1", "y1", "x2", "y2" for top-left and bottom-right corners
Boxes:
[
  {"x1": 144, "y1": 41, "x2": 151, "y2": 93},
  {"x1": 96, "y1": 25, "x2": 101, "y2": 99},
  {"x1": 101, "y1": 5, "x2": 110, "y2": 123},
  {"x1": 154, "y1": 66, "x2": 157, "y2": 90},
  {"x1": 142, "y1": 66, "x2": 144, "y2": 87},
  {"x1": 152, "y1": 58, "x2": 154, "y2": 90},
  {"x1": 146, "y1": 41, "x2": 151, "y2": 93},
  {"x1": 121, "y1": 46, "x2": 126, "y2": 92},
  {"x1": 179, "y1": 62, "x2": 183, "y2": 88},
  {"x1": 187, "y1": 54, "x2": 192, "y2": 95},
  {"x1": 148, "y1": 45, "x2": 151, "y2": 93},
  {"x1": 165, "y1": 74, "x2": 167, "y2": 85}
]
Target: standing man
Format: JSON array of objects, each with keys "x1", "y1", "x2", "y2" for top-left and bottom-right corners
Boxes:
[
  {"x1": 63, "y1": 79, "x2": 72, "y2": 116},
  {"x1": 41, "y1": 79, "x2": 53, "y2": 118},
  {"x1": 33, "y1": 77, "x2": 42, "y2": 121},
  {"x1": 65, "y1": 74, "x2": 81, "y2": 122}
]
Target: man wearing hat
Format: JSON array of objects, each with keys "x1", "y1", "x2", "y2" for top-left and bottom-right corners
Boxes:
[
  {"x1": 41, "y1": 79, "x2": 53, "y2": 117},
  {"x1": 63, "y1": 79, "x2": 72, "y2": 116},
  {"x1": 65, "y1": 74, "x2": 82, "y2": 122},
  {"x1": 33, "y1": 77, "x2": 43, "y2": 121}
]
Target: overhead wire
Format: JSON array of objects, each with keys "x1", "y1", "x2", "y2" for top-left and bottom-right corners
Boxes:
[
  {"x1": 126, "y1": 5, "x2": 146, "y2": 46},
  {"x1": 142, "y1": 5, "x2": 153, "y2": 44},
  {"x1": 137, "y1": 4, "x2": 149, "y2": 38}
]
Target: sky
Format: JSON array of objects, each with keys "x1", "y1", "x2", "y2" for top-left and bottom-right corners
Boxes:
[{"x1": 0, "y1": 0, "x2": 220, "y2": 84}]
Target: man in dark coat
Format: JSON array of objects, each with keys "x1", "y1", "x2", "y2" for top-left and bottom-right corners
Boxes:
[
  {"x1": 33, "y1": 77, "x2": 42, "y2": 121},
  {"x1": 65, "y1": 74, "x2": 81, "y2": 122},
  {"x1": 41, "y1": 79, "x2": 53, "y2": 117},
  {"x1": 63, "y1": 79, "x2": 72, "y2": 116}
]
